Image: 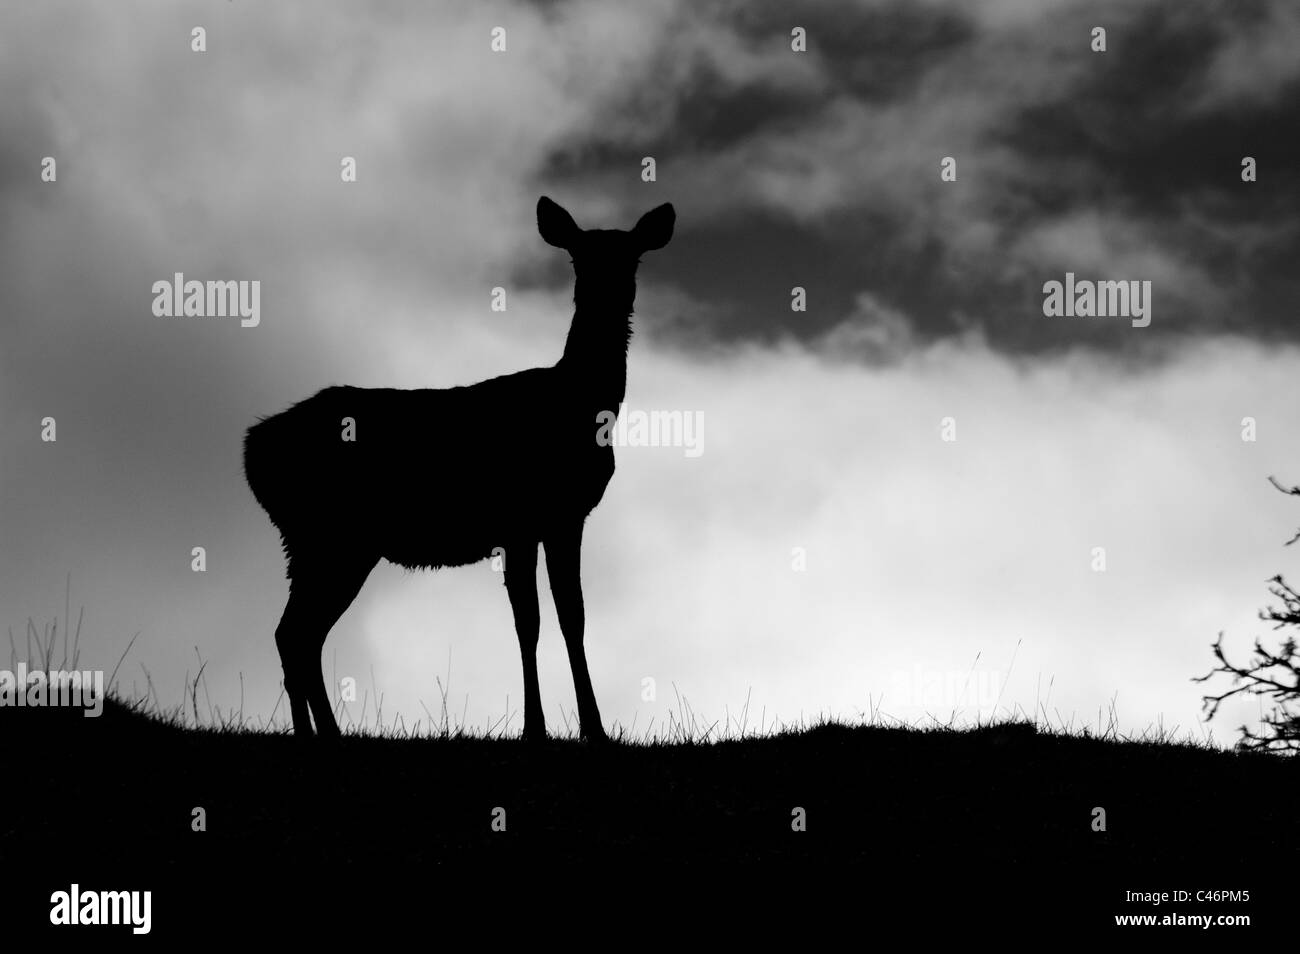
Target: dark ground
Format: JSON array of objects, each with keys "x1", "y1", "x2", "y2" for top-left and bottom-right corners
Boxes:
[{"x1": 2, "y1": 697, "x2": 1293, "y2": 939}]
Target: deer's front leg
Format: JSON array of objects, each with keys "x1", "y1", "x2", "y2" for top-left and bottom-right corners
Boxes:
[
  {"x1": 545, "y1": 522, "x2": 607, "y2": 744},
  {"x1": 504, "y1": 540, "x2": 545, "y2": 742}
]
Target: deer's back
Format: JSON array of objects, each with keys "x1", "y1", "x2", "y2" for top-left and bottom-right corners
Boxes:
[{"x1": 244, "y1": 368, "x2": 614, "y2": 568}]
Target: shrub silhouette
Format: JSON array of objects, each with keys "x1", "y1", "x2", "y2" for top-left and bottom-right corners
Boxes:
[{"x1": 1196, "y1": 476, "x2": 1300, "y2": 753}]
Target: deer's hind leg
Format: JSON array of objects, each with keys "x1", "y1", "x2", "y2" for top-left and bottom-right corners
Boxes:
[
  {"x1": 503, "y1": 540, "x2": 545, "y2": 743},
  {"x1": 275, "y1": 548, "x2": 377, "y2": 739}
]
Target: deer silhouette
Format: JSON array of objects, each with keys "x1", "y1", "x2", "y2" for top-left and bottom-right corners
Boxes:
[{"x1": 244, "y1": 196, "x2": 675, "y2": 744}]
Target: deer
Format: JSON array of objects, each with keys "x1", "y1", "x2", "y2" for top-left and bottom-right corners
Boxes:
[{"x1": 243, "y1": 196, "x2": 675, "y2": 745}]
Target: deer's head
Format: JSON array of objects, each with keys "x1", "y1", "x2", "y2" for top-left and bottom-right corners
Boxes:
[{"x1": 537, "y1": 197, "x2": 675, "y2": 284}]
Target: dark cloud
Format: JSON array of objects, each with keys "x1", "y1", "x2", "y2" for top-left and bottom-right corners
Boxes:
[
  {"x1": 529, "y1": 0, "x2": 1300, "y2": 356},
  {"x1": 995, "y1": 4, "x2": 1300, "y2": 341},
  {"x1": 787, "y1": 1, "x2": 974, "y2": 104}
]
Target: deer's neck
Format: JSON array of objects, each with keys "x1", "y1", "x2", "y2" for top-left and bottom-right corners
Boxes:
[{"x1": 557, "y1": 277, "x2": 636, "y2": 411}]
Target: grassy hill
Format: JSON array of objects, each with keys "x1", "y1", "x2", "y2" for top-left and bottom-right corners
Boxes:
[{"x1": 3, "y1": 694, "x2": 1292, "y2": 937}]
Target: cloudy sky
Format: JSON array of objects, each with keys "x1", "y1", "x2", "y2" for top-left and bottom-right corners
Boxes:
[{"x1": 3, "y1": 0, "x2": 1298, "y2": 742}]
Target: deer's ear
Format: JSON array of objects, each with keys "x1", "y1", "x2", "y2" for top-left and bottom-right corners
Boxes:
[
  {"x1": 632, "y1": 203, "x2": 675, "y2": 252},
  {"x1": 538, "y1": 197, "x2": 581, "y2": 250}
]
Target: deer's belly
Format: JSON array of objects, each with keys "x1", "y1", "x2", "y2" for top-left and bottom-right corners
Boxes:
[{"x1": 374, "y1": 450, "x2": 614, "y2": 568}]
